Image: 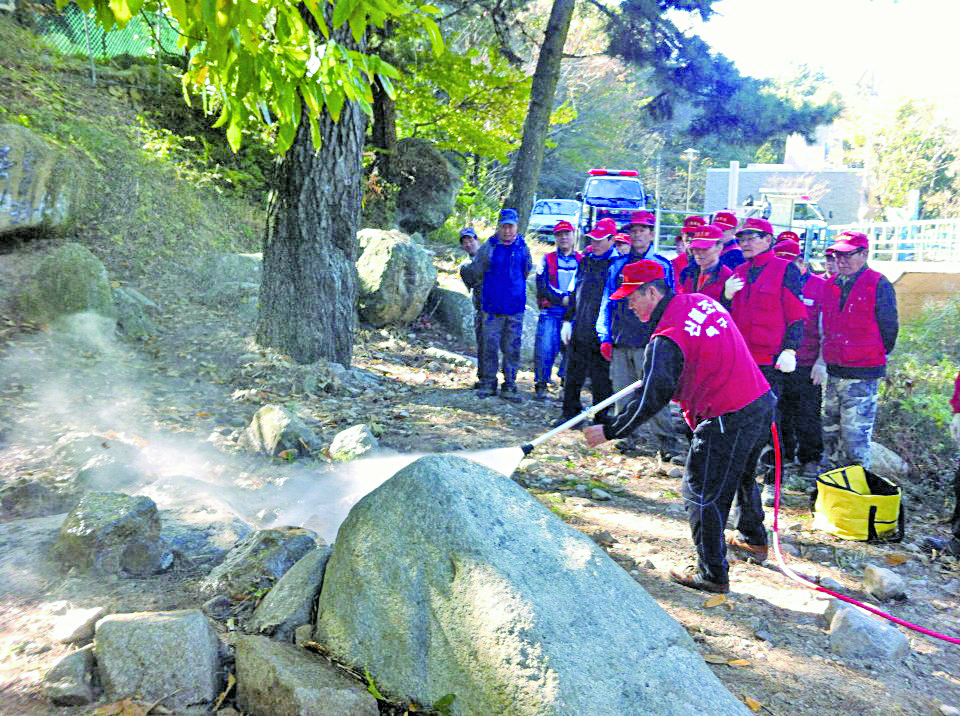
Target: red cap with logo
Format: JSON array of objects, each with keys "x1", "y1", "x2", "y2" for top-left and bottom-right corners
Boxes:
[
  {"x1": 774, "y1": 239, "x2": 801, "y2": 259},
  {"x1": 681, "y1": 215, "x2": 706, "y2": 234},
  {"x1": 553, "y1": 220, "x2": 574, "y2": 234},
  {"x1": 587, "y1": 217, "x2": 618, "y2": 240},
  {"x1": 609, "y1": 260, "x2": 666, "y2": 300},
  {"x1": 830, "y1": 230, "x2": 869, "y2": 253},
  {"x1": 737, "y1": 217, "x2": 773, "y2": 235},
  {"x1": 626, "y1": 210, "x2": 656, "y2": 227},
  {"x1": 777, "y1": 230, "x2": 799, "y2": 242},
  {"x1": 613, "y1": 232, "x2": 631, "y2": 245},
  {"x1": 713, "y1": 211, "x2": 737, "y2": 230},
  {"x1": 688, "y1": 224, "x2": 724, "y2": 249}
]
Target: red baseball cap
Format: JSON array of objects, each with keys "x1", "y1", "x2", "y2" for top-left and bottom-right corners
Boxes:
[
  {"x1": 830, "y1": 230, "x2": 869, "y2": 253},
  {"x1": 613, "y1": 232, "x2": 631, "y2": 245},
  {"x1": 609, "y1": 260, "x2": 666, "y2": 300},
  {"x1": 687, "y1": 224, "x2": 724, "y2": 249},
  {"x1": 626, "y1": 210, "x2": 656, "y2": 227},
  {"x1": 553, "y1": 220, "x2": 575, "y2": 234},
  {"x1": 737, "y1": 217, "x2": 773, "y2": 236},
  {"x1": 777, "y1": 230, "x2": 799, "y2": 242},
  {"x1": 713, "y1": 211, "x2": 737, "y2": 230},
  {"x1": 681, "y1": 215, "x2": 706, "y2": 234},
  {"x1": 587, "y1": 218, "x2": 617, "y2": 240},
  {"x1": 774, "y1": 239, "x2": 800, "y2": 259}
]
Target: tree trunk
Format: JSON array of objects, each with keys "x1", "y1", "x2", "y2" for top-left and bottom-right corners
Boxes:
[
  {"x1": 256, "y1": 101, "x2": 368, "y2": 366},
  {"x1": 371, "y1": 76, "x2": 398, "y2": 181},
  {"x1": 505, "y1": 0, "x2": 576, "y2": 233}
]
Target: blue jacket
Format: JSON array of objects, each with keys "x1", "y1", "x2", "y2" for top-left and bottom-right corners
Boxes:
[
  {"x1": 461, "y1": 235, "x2": 533, "y2": 315},
  {"x1": 596, "y1": 246, "x2": 674, "y2": 346}
]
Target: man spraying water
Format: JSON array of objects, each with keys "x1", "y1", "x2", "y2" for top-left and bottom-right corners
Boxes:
[{"x1": 581, "y1": 260, "x2": 776, "y2": 594}]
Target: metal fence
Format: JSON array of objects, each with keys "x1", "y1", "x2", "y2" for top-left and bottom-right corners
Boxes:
[{"x1": 10, "y1": 1, "x2": 183, "y2": 84}]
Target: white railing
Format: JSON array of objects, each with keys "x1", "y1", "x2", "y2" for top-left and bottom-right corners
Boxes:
[{"x1": 817, "y1": 219, "x2": 960, "y2": 263}]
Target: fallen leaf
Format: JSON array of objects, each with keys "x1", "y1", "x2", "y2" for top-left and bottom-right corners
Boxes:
[
  {"x1": 213, "y1": 672, "x2": 236, "y2": 710},
  {"x1": 703, "y1": 654, "x2": 727, "y2": 664},
  {"x1": 743, "y1": 695, "x2": 763, "y2": 712},
  {"x1": 728, "y1": 658, "x2": 751, "y2": 667},
  {"x1": 885, "y1": 555, "x2": 908, "y2": 566},
  {"x1": 93, "y1": 700, "x2": 148, "y2": 716},
  {"x1": 703, "y1": 595, "x2": 726, "y2": 608}
]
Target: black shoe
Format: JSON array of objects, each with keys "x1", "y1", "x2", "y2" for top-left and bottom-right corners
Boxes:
[
  {"x1": 922, "y1": 536, "x2": 960, "y2": 556},
  {"x1": 670, "y1": 566, "x2": 729, "y2": 594},
  {"x1": 476, "y1": 385, "x2": 496, "y2": 398},
  {"x1": 500, "y1": 385, "x2": 523, "y2": 403},
  {"x1": 553, "y1": 414, "x2": 580, "y2": 429},
  {"x1": 534, "y1": 383, "x2": 548, "y2": 401}
]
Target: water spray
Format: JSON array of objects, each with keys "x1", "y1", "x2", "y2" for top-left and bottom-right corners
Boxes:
[{"x1": 520, "y1": 378, "x2": 644, "y2": 456}]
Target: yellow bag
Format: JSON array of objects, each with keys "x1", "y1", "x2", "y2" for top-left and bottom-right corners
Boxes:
[{"x1": 812, "y1": 465, "x2": 904, "y2": 542}]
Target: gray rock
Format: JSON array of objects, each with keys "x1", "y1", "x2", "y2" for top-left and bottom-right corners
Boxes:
[
  {"x1": 250, "y1": 546, "x2": 331, "y2": 642},
  {"x1": 293, "y1": 624, "x2": 314, "y2": 647},
  {"x1": 0, "y1": 478, "x2": 73, "y2": 519},
  {"x1": 424, "y1": 287, "x2": 475, "y2": 348},
  {"x1": 590, "y1": 488, "x2": 612, "y2": 501},
  {"x1": 73, "y1": 453, "x2": 149, "y2": 492},
  {"x1": 393, "y1": 138, "x2": 462, "y2": 236},
  {"x1": 18, "y1": 243, "x2": 115, "y2": 322},
  {"x1": 113, "y1": 285, "x2": 159, "y2": 339},
  {"x1": 199, "y1": 527, "x2": 317, "y2": 598},
  {"x1": 202, "y1": 595, "x2": 234, "y2": 621},
  {"x1": 329, "y1": 425, "x2": 379, "y2": 462},
  {"x1": 356, "y1": 229, "x2": 437, "y2": 327},
  {"x1": 96, "y1": 610, "x2": 221, "y2": 710},
  {"x1": 195, "y1": 252, "x2": 262, "y2": 309},
  {"x1": 160, "y1": 509, "x2": 252, "y2": 569},
  {"x1": 315, "y1": 455, "x2": 750, "y2": 715},
  {"x1": 43, "y1": 644, "x2": 95, "y2": 706},
  {"x1": 819, "y1": 576, "x2": 843, "y2": 591},
  {"x1": 828, "y1": 605, "x2": 910, "y2": 660},
  {"x1": 237, "y1": 404, "x2": 323, "y2": 457},
  {"x1": 0, "y1": 122, "x2": 83, "y2": 236},
  {"x1": 55, "y1": 492, "x2": 164, "y2": 576},
  {"x1": 869, "y1": 441, "x2": 909, "y2": 479},
  {"x1": 863, "y1": 563, "x2": 907, "y2": 602},
  {"x1": 235, "y1": 635, "x2": 378, "y2": 716},
  {"x1": 52, "y1": 606, "x2": 106, "y2": 644}
]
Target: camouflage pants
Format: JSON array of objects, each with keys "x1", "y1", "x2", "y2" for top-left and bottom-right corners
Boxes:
[{"x1": 820, "y1": 377, "x2": 878, "y2": 471}]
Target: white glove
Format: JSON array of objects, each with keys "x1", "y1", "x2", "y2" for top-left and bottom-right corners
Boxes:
[
  {"x1": 951, "y1": 413, "x2": 960, "y2": 446},
  {"x1": 560, "y1": 321, "x2": 573, "y2": 345},
  {"x1": 775, "y1": 349, "x2": 796, "y2": 373},
  {"x1": 810, "y1": 359, "x2": 827, "y2": 386},
  {"x1": 724, "y1": 275, "x2": 744, "y2": 300}
]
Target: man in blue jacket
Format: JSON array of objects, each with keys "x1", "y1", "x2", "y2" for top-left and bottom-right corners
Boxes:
[{"x1": 460, "y1": 208, "x2": 534, "y2": 402}]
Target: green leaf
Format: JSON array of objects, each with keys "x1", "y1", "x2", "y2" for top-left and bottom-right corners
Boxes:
[
  {"x1": 333, "y1": 0, "x2": 361, "y2": 28},
  {"x1": 226, "y1": 115, "x2": 243, "y2": 152},
  {"x1": 107, "y1": 0, "x2": 133, "y2": 25}
]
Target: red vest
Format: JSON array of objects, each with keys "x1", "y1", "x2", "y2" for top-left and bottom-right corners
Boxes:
[
  {"x1": 821, "y1": 269, "x2": 887, "y2": 368},
  {"x1": 539, "y1": 250, "x2": 582, "y2": 308},
  {"x1": 679, "y1": 263, "x2": 732, "y2": 302},
  {"x1": 795, "y1": 272, "x2": 825, "y2": 366},
  {"x1": 654, "y1": 293, "x2": 771, "y2": 428},
  {"x1": 730, "y1": 252, "x2": 791, "y2": 366},
  {"x1": 672, "y1": 253, "x2": 689, "y2": 279}
]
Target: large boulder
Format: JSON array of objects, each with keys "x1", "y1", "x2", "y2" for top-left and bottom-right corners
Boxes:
[
  {"x1": 356, "y1": 229, "x2": 437, "y2": 326},
  {"x1": 393, "y1": 138, "x2": 462, "y2": 235},
  {"x1": 425, "y1": 286, "x2": 475, "y2": 348},
  {"x1": 113, "y1": 285, "x2": 160, "y2": 339},
  {"x1": 314, "y1": 455, "x2": 750, "y2": 716},
  {"x1": 0, "y1": 122, "x2": 84, "y2": 236},
  {"x1": 95, "y1": 610, "x2": 222, "y2": 711},
  {"x1": 249, "y1": 546, "x2": 332, "y2": 642},
  {"x1": 18, "y1": 242, "x2": 115, "y2": 322},
  {"x1": 55, "y1": 492, "x2": 166, "y2": 577}
]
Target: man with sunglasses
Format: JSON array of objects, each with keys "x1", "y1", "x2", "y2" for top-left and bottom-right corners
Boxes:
[
  {"x1": 724, "y1": 217, "x2": 808, "y2": 505},
  {"x1": 812, "y1": 231, "x2": 898, "y2": 473}
]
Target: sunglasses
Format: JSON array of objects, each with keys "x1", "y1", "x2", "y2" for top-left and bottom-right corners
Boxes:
[
  {"x1": 737, "y1": 231, "x2": 768, "y2": 241},
  {"x1": 834, "y1": 249, "x2": 864, "y2": 261}
]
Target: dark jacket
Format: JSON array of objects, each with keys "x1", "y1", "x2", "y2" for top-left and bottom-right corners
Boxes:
[{"x1": 565, "y1": 245, "x2": 616, "y2": 345}]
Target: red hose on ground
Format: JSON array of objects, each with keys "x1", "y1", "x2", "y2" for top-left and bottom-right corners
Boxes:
[{"x1": 768, "y1": 422, "x2": 960, "y2": 645}]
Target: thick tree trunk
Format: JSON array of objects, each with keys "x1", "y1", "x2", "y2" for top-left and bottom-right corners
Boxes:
[
  {"x1": 256, "y1": 101, "x2": 368, "y2": 366},
  {"x1": 505, "y1": 0, "x2": 576, "y2": 233}
]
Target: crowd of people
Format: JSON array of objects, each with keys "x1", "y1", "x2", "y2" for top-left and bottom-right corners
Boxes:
[{"x1": 458, "y1": 206, "x2": 913, "y2": 593}]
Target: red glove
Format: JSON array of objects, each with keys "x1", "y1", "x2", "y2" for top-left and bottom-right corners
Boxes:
[{"x1": 600, "y1": 342, "x2": 613, "y2": 362}]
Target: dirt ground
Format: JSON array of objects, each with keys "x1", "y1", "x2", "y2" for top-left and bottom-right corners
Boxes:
[{"x1": 0, "y1": 239, "x2": 958, "y2": 716}]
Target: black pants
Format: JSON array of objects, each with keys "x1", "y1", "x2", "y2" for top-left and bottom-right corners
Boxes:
[
  {"x1": 779, "y1": 368, "x2": 823, "y2": 465},
  {"x1": 758, "y1": 366, "x2": 785, "y2": 485},
  {"x1": 684, "y1": 392, "x2": 775, "y2": 584},
  {"x1": 561, "y1": 338, "x2": 612, "y2": 420}
]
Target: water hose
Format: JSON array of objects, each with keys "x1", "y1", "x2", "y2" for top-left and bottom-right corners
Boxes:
[
  {"x1": 768, "y1": 423, "x2": 960, "y2": 645},
  {"x1": 520, "y1": 377, "x2": 645, "y2": 455}
]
